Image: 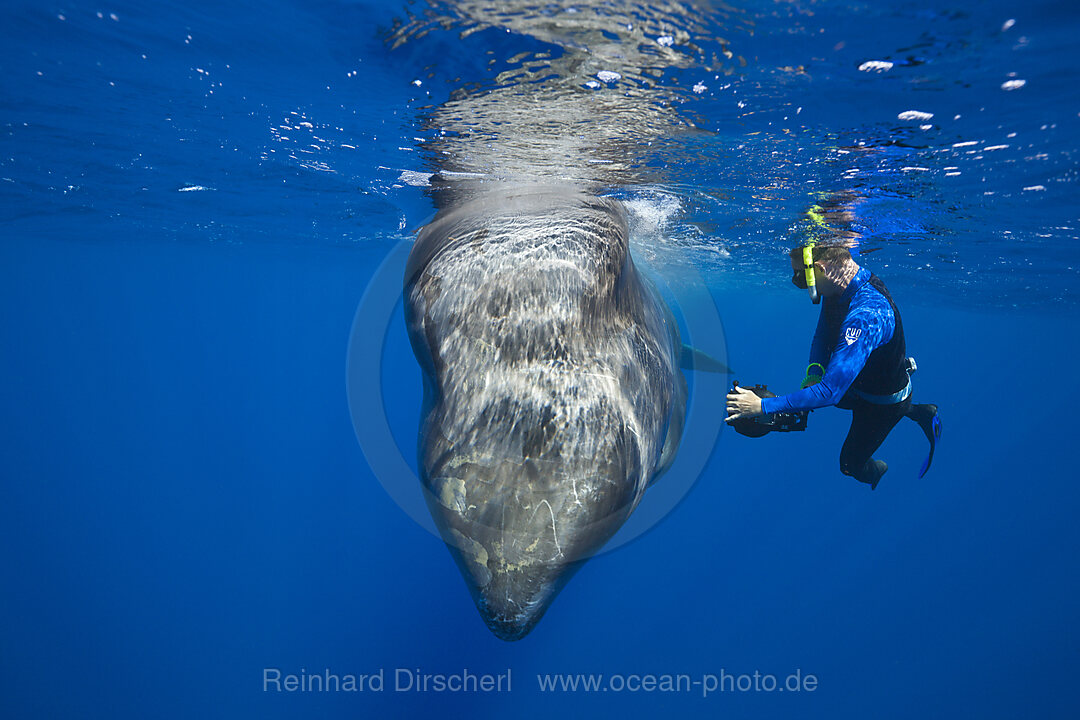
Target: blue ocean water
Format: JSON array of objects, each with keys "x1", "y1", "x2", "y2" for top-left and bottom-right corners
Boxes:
[{"x1": 2, "y1": 1, "x2": 1078, "y2": 718}]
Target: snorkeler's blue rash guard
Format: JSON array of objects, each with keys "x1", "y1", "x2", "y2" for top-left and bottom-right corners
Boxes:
[{"x1": 760, "y1": 268, "x2": 894, "y2": 415}]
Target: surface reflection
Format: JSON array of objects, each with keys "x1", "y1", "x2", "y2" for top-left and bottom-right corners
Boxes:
[{"x1": 390, "y1": 0, "x2": 748, "y2": 198}]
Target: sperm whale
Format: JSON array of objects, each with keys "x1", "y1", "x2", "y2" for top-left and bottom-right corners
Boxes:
[{"x1": 404, "y1": 185, "x2": 687, "y2": 639}]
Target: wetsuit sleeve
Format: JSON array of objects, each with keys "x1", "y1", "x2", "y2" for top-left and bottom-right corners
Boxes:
[{"x1": 761, "y1": 311, "x2": 886, "y2": 414}]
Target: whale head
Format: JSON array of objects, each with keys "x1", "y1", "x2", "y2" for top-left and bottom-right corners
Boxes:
[{"x1": 404, "y1": 186, "x2": 684, "y2": 640}]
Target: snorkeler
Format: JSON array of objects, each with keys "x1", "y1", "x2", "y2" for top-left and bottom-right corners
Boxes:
[{"x1": 725, "y1": 243, "x2": 941, "y2": 489}]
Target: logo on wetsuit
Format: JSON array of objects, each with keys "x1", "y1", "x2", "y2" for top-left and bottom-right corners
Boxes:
[{"x1": 844, "y1": 327, "x2": 862, "y2": 345}]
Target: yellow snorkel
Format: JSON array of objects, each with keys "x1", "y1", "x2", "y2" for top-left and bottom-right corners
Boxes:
[{"x1": 802, "y1": 244, "x2": 820, "y2": 305}]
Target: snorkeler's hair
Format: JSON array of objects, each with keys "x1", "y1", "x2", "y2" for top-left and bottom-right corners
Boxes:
[{"x1": 789, "y1": 244, "x2": 852, "y2": 267}]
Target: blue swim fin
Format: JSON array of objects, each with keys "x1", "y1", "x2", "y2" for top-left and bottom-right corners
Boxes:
[{"x1": 915, "y1": 406, "x2": 941, "y2": 479}]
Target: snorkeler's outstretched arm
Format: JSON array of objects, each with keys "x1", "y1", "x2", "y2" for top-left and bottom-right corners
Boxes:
[{"x1": 762, "y1": 312, "x2": 884, "y2": 414}]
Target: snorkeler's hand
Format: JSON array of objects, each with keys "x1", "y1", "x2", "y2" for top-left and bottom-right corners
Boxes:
[{"x1": 725, "y1": 386, "x2": 764, "y2": 423}]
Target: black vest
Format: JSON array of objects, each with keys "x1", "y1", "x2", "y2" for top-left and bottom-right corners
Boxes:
[{"x1": 823, "y1": 274, "x2": 909, "y2": 399}]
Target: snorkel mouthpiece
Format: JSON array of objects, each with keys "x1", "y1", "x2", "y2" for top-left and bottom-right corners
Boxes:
[{"x1": 802, "y1": 245, "x2": 820, "y2": 304}]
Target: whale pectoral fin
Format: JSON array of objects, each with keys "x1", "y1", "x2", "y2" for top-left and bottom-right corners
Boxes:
[{"x1": 680, "y1": 343, "x2": 732, "y2": 374}]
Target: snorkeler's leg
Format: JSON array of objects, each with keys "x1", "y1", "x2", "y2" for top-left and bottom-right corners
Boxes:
[
  {"x1": 906, "y1": 403, "x2": 941, "y2": 478},
  {"x1": 840, "y1": 399, "x2": 910, "y2": 489}
]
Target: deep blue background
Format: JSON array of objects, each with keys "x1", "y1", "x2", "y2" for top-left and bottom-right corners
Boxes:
[
  {"x1": 3, "y1": 234, "x2": 1076, "y2": 718},
  {"x1": 2, "y1": 1, "x2": 1078, "y2": 718}
]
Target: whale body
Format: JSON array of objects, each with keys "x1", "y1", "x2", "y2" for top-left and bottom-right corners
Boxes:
[{"x1": 404, "y1": 185, "x2": 687, "y2": 640}]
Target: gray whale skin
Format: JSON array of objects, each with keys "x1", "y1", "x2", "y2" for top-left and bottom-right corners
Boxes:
[{"x1": 404, "y1": 185, "x2": 687, "y2": 640}]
